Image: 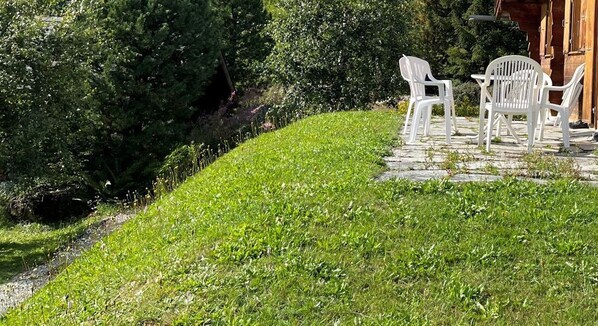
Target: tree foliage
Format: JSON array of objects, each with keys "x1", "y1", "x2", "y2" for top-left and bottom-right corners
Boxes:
[
  {"x1": 0, "y1": 0, "x2": 94, "y2": 190},
  {"x1": 67, "y1": 0, "x2": 222, "y2": 196},
  {"x1": 268, "y1": 0, "x2": 410, "y2": 112},
  {"x1": 0, "y1": 0, "x2": 224, "y2": 218},
  {"x1": 412, "y1": 0, "x2": 528, "y2": 80},
  {"x1": 214, "y1": 0, "x2": 272, "y2": 89}
]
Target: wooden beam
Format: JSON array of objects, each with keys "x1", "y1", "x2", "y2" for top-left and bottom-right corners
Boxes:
[{"x1": 584, "y1": 0, "x2": 596, "y2": 124}]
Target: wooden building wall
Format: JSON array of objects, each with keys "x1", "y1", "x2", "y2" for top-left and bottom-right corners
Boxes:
[{"x1": 497, "y1": 0, "x2": 598, "y2": 126}]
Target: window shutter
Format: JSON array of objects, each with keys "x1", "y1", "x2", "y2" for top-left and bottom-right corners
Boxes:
[
  {"x1": 547, "y1": 2, "x2": 554, "y2": 56},
  {"x1": 540, "y1": 4, "x2": 547, "y2": 56},
  {"x1": 564, "y1": 0, "x2": 572, "y2": 53}
]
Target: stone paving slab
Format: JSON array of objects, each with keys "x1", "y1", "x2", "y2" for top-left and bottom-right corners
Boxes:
[{"x1": 379, "y1": 116, "x2": 598, "y2": 183}]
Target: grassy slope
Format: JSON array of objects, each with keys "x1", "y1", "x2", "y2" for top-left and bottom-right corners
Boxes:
[{"x1": 3, "y1": 111, "x2": 597, "y2": 324}]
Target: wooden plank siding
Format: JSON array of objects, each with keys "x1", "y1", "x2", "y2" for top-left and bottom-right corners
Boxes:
[
  {"x1": 583, "y1": 0, "x2": 597, "y2": 123},
  {"x1": 497, "y1": 0, "x2": 598, "y2": 126}
]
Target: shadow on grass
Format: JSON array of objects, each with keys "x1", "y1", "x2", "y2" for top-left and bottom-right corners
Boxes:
[
  {"x1": 0, "y1": 217, "x2": 96, "y2": 284},
  {"x1": 0, "y1": 239, "x2": 51, "y2": 283}
]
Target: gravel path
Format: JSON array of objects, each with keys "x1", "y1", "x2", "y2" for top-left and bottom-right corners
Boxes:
[{"x1": 0, "y1": 213, "x2": 133, "y2": 316}]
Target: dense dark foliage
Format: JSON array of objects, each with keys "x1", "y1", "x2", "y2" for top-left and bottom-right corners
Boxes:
[
  {"x1": 0, "y1": 0, "x2": 224, "y2": 219},
  {"x1": 214, "y1": 0, "x2": 272, "y2": 89},
  {"x1": 71, "y1": 0, "x2": 222, "y2": 197},
  {"x1": 0, "y1": 1, "x2": 94, "y2": 194}
]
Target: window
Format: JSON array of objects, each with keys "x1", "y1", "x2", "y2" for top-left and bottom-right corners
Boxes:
[
  {"x1": 540, "y1": 3, "x2": 553, "y2": 58},
  {"x1": 565, "y1": 0, "x2": 586, "y2": 53}
]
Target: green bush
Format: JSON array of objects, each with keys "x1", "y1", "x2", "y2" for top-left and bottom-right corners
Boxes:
[
  {"x1": 0, "y1": 1, "x2": 95, "y2": 202},
  {"x1": 267, "y1": 0, "x2": 411, "y2": 112},
  {"x1": 452, "y1": 81, "x2": 480, "y2": 107},
  {"x1": 0, "y1": 0, "x2": 224, "y2": 220}
]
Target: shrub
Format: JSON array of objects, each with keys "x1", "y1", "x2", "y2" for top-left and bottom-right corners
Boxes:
[
  {"x1": 452, "y1": 81, "x2": 480, "y2": 107},
  {"x1": 0, "y1": 0, "x2": 223, "y2": 220},
  {"x1": 452, "y1": 80, "x2": 481, "y2": 116},
  {"x1": 0, "y1": 1, "x2": 96, "y2": 214},
  {"x1": 267, "y1": 0, "x2": 411, "y2": 112}
]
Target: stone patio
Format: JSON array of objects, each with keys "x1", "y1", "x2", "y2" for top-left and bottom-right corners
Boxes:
[{"x1": 379, "y1": 115, "x2": 598, "y2": 184}]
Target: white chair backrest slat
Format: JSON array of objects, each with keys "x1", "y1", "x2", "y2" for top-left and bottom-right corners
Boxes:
[
  {"x1": 561, "y1": 63, "x2": 585, "y2": 108},
  {"x1": 485, "y1": 55, "x2": 543, "y2": 112},
  {"x1": 404, "y1": 56, "x2": 432, "y2": 98}
]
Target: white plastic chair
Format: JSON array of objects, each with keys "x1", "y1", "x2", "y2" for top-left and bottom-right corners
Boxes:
[
  {"x1": 398, "y1": 57, "x2": 421, "y2": 135},
  {"x1": 402, "y1": 56, "x2": 458, "y2": 144},
  {"x1": 478, "y1": 55, "x2": 543, "y2": 152},
  {"x1": 537, "y1": 63, "x2": 585, "y2": 148},
  {"x1": 497, "y1": 72, "x2": 552, "y2": 138}
]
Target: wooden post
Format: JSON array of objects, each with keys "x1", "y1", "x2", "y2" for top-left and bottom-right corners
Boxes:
[
  {"x1": 219, "y1": 52, "x2": 236, "y2": 94},
  {"x1": 584, "y1": 0, "x2": 597, "y2": 124}
]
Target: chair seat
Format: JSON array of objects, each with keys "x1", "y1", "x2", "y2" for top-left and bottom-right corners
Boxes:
[
  {"x1": 484, "y1": 102, "x2": 532, "y2": 113},
  {"x1": 418, "y1": 98, "x2": 445, "y2": 106}
]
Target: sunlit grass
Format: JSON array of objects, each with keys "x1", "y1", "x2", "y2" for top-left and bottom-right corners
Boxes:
[{"x1": 2, "y1": 110, "x2": 597, "y2": 324}]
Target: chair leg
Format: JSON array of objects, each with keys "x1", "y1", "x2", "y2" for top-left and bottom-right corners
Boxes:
[
  {"x1": 507, "y1": 115, "x2": 513, "y2": 136},
  {"x1": 499, "y1": 115, "x2": 521, "y2": 144},
  {"x1": 527, "y1": 111, "x2": 538, "y2": 153},
  {"x1": 493, "y1": 114, "x2": 520, "y2": 143},
  {"x1": 423, "y1": 105, "x2": 432, "y2": 136},
  {"x1": 561, "y1": 116, "x2": 570, "y2": 148},
  {"x1": 486, "y1": 109, "x2": 495, "y2": 152},
  {"x1": 444, "y1": 101, "x2": 452, "y2": 144},
  {"x1": 478, "y1": 94, "x2": 486, "y2": 146},
  {"x1": 403, "y1": 99, "x2": 415, "y2": 135},
  {"x1": 408, "y1": 104, "x2": 423, "y2": 144},
  {"x1": 448, "y1": 94, "x2": 459, "y2": 134},
  {"x1": 496, "y1": 117, "x2": 502, "y2": 137},
  {"x1": 554, "y1": 112, "x2": 561, "y2": 127},
  {"x1": 538, "y1": 108, "x2": 546, "y2": 141}
]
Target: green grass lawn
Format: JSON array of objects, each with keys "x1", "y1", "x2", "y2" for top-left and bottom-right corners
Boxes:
[
  {"x1": 2, "y1": 110, "x2": 597, "y2": 324},
  {"x1": 0, "y1": 213, "x2": 103, "y2": 284}
]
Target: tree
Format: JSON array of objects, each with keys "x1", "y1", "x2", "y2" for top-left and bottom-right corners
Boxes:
[
  {"x1": 70, "y1": 0, "x2": 222, "y2": 196},
  {"x1": 412, "y1": 0, "x2": 528, "y2": 80},
  {"x1": 213, "y1": 0, "x2": 272, "y2": 89},
  {"x1": 268, "y1": 0, "x2": 411, "y2": 112}
]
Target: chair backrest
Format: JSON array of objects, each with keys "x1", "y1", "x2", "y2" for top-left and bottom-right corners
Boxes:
[
  {"x1": 403, "y1": 56, "x2": 432, "y2": 98},
  {"x1": 399, "y1": 56, "x2": 418, "y2": 100},
  {"x1": 561, "y1": 63, "x2": 585, "y2": 109},
  {"x1": 399, "y1": 56, "x2": 410, "y2": 81},
  {"x1": 543, "y1": 72, "x2": 553, "y2": 87},
  {"x1": 484, "y1": 55, "x2": 543, "y2": 112}
]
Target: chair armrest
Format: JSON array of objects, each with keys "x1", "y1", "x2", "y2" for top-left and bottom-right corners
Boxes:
[
  {"x1": 413, "y1": 79, "x2": 446, "y2": 99},
  {"x1": 414, "y1": 80, "x2": 445, "y2": 87},
  {"x1": 539, "y1": 87, "x2": 554, "y2": 106},
  {"x1": 427, "y1": 74, "x2": 440, "y2": 82},
  {"x1": 542, "y1": 85, "x2": 570, "y2": 92}
]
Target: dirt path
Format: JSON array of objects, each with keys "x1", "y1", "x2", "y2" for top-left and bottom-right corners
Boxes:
[{"x1": 0, "y1": 213, "x2": 133, "y2": 316}]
